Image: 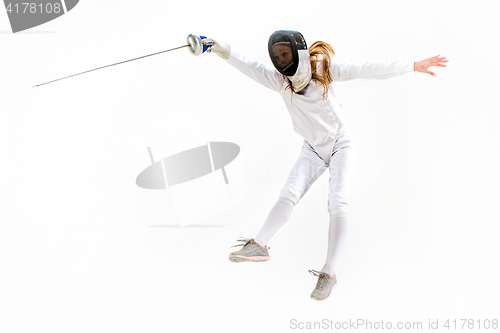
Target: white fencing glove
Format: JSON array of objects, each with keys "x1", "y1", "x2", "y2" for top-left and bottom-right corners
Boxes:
[{"x1": 206, "y1": 38, "x2": 231, "y2": 59}]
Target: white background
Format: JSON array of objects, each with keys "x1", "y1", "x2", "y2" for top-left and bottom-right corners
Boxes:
[{"x1": 1, "y1": 1, "x2": 499, "y2": 332}]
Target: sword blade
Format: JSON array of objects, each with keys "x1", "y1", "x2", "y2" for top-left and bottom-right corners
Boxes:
[{"x1": 33, "y1": 44, "x2": 190, "y2": 88}]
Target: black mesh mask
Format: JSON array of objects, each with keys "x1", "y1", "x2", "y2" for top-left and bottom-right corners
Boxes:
[{"x1": 268, "y1": 30, "x2": 308, "y2": 76}]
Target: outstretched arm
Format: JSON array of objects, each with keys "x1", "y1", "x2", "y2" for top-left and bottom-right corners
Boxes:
[
  {"x1": 208, "y1": 37, "x2": 285, "y2": 92},
  {"x1": 413, "y1": 55, "x2": 448, "y2": 77},
  {"x1": 330, "y1": 60, "x2": 415, "y2": 81}
]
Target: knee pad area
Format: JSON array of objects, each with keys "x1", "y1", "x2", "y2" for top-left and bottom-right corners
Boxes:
[
  {"x1": 278, "y1": 192, "x2": 299, "y2": 207},
  {"x1": 277, "y1": 196, "x2": 296, "y2": 208},
  {"x1": 328, "y1": 205, "x2": 348, "y2": 217}
]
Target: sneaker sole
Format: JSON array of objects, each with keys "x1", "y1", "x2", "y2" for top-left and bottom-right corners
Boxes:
[
  {"x1": 229, "y1": 254, "x2": 270, "y2": 263},
  {"x1": 311, "y1": 281, "x2": 338, "y2": 301}
]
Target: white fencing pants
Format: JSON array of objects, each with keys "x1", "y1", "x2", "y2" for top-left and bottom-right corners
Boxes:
[
  {"x1": 279, "y1": 131, "x2": 355, "y2": 214},
  {"x1": 254, "y1": 131, "x2": 355, "y2": 267}
]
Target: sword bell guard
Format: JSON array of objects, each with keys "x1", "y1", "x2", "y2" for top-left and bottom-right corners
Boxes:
[{"x1": 187, "y1": 34, "x2": 212, "y2": 56}]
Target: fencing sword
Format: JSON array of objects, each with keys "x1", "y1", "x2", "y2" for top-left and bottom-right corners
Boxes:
[{"x1": 33, "y1": 34, "x2": 213, "y2": 88}]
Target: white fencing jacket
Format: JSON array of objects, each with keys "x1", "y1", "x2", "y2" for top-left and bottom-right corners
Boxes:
[{"x1": 226, "y1": 50, "x2": 414, "y2": 163}]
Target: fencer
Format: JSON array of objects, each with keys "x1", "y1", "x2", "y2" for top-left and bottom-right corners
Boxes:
[{"x1": 203, "y1": 30, "x2": 447, "y2": 301}]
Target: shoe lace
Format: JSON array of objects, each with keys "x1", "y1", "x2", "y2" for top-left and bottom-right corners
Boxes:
[
  {"x1": 231, "y1": 237, "x2": 253, "y2": 249},
  {"x1": 231, "y1": 237, "x2": 270, "y2": 250},
  {"x1": 309, "y1": 269, "x2": 329, "y2": 289}
]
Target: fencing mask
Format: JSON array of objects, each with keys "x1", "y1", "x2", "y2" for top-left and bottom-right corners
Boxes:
[{"x1": 268, "y1": 30, "x2": 312, "y2": 92}]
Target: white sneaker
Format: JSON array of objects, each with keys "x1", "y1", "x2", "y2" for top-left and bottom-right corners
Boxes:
[
  {"x1": 229, "y1": 238, "x2": 270, "y2": 263},
  {"x1": 309, "y1": 269, "x2": 337, "y2": 301}
]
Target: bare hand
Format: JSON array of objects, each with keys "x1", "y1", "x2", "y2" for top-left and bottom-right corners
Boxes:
[{"x1": 414, "y1": 55, "x2": 448, "y2": 77}]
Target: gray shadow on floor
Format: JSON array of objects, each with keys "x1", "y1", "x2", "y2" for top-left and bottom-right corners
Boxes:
[{"x1": 0, "y1": 31, "x2": 56, "y2": 34}]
